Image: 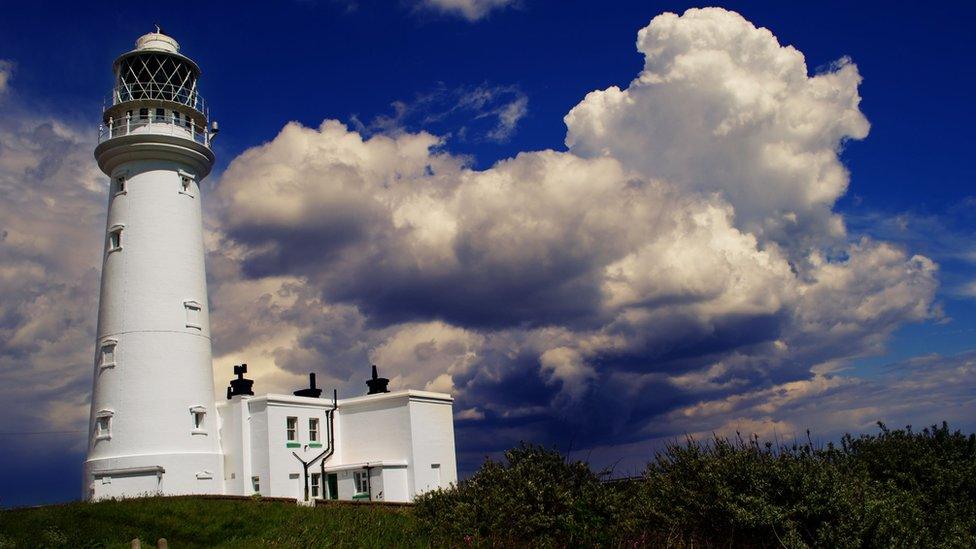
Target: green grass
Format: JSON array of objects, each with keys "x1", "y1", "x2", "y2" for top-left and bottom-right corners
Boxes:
[{"x1": 0, "y1": 497, "x2": 426, "y2": 548}]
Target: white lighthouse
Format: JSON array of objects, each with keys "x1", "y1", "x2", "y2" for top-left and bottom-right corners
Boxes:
[
  {"x1": 83, "y1": 30, "x2": 459, "y2": 504},
  {"x1": 84, "y1": 29, "x2": 223, "y2": 500}
]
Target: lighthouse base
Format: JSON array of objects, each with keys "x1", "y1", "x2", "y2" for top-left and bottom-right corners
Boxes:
[{"x1": 83, "y1": 452, "x2": 224, "y2": 501}]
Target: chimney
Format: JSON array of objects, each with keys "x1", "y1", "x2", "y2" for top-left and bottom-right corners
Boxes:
[
  {"x1": 366, "y1": 364, "x2": 390, "y2": 395},
  {"x1": 293, "y1": 372, "x2": 323, "y2": 398},
  {"x1": 226, "y1": 363, "x2": 255, "y2": 399}
]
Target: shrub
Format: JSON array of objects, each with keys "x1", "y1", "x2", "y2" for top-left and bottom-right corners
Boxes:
[
  {"x1": 418, "y1": 423, "x2": 976, "y2": 547},
  {"x1": 415, "y1": 443, "x2": 641, "y2": 546}
]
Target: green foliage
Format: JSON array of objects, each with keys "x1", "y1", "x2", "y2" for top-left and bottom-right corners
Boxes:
[
  {"x1": 415, "y1": 443, "x2": 641, "y2": 546},
  {"x1": 417, "y1": 423, "x2": 976, "y2": 547},
  {"x1": 0, "y1": 498, "x2": 424, "y2": 548}
]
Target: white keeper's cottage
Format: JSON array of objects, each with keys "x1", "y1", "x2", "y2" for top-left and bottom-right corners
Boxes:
[{"x1": 83, "y1": 29, "x2": 458, "y2": 503}]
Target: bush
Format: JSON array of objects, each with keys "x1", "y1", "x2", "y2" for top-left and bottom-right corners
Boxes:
[
  {"x1": 417, "y1": 423, "x2": 976, "y2": 548},
  {"x1": 415, "y1": 443, "x2": 642, "y2": 546}
]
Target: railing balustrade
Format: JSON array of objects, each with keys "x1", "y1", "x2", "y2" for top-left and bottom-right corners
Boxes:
[{"x1": 97, "y1": 112, "x2": 211, "y2": 148}]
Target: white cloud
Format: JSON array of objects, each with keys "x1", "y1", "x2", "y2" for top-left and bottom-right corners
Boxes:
[
  {"x1": 565, "y1": 8, "x2": 870, "y2": 251},
  {"x1": 417, "y1": 0, "x2": 516, "y2": 21}
]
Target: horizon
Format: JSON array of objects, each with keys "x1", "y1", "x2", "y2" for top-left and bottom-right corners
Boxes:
[{"x1": 1, "y1": 0, "x2": 975, "y2": 507}]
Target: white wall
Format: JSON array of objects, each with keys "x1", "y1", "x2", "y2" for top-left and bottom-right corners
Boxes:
[{"x1": 408, "y1": 396, "x2": 459, "y2": 495}]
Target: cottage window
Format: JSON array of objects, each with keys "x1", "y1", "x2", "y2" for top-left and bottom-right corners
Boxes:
[
  {"x1": 286, "y1": 416, "x2": 298, "y2": 441},
  {"x1": 354, "y1": 470, "x2": 369, "y2": 495},
  {"x1": 309, "y1": 418, "x2": 319, "y2": 442},
  {"x1": 310, "y1": 473, "x2": 321, "y2": 498}
]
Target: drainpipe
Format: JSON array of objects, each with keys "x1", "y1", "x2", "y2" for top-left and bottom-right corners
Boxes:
[{"x1": 318, "y1": 389, "x2": 338, "y2": 497}]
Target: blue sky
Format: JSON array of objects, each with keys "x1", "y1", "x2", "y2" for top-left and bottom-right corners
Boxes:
[{"x1": 1, "y1": 1, "x2": 974, "y2": 507}]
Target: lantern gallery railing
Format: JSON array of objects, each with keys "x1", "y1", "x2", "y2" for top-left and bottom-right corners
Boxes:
[
  {"x1": 112, "y1": 82, "x2": 207, "y2": 112},
  {"x1": 98, "y1": 112, "x2": 213, "y2": 147}
]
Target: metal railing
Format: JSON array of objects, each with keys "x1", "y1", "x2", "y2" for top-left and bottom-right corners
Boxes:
[
  {"x1": 98, "y1": 112, "x2": 212, "y2": 147},
  {"x1": 111, "y1": 82, "x2": 207, "y2": 113}
]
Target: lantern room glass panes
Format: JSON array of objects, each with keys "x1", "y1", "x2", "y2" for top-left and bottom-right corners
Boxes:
[{"x1": 115, "y1": 53, "x2": 199, "y2": 109}]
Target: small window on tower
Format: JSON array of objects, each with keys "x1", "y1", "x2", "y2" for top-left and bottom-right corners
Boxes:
[
  {"x1": 252, "y1": 476, "x2": 260, "y2": 494},
  {"x1": 183, "y1": 300, "x2": 202, "y2": 329},
  {"x1": 178, "y1": 170, "x2": 195, "y2": 197},
  {"x1": 108, "y1": 225, "x2": 124, "y2": 253},
  {"x1": 99, "y1": 340, "x2": 117, "y2": 369},
  {"x1": 173, "y1": 111, "x2": 181, "y2": 125},
  {"x1": 139, "y1": 108, "x2": 149, "y2": 120},
  {"x1": 115, "y1": 176, "x2": 126, "y2": 194},
  {"x1": 155, "y1": 108, "x2": 165, "y2": 121},
  {"x1": 95, "y1": 410, "x2": 113, "y2": 441},
  {"x1": 190, "y1": 406, "x2": 207, "y2": 434}
]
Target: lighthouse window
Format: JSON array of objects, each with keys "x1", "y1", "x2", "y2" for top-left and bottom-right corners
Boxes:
[
  {"x1": 95, "y1": 417, "x2": 110, "y2": 438},
  {"x1": 99, "y1": 341, "x2": 117, "y2": 369},
  {"x1": 178, "y1": 170, "x2": 195, "y2": 197},
  {"x1": 251, "y1": 476, "x2": 260, "y2": 494},
  {"x1": 94, "y1": 411, "x2": 113, "y2": 441},
  {"x1": 139, "y1": 108, "x2": 149, "y2": 120},
  {"x1": 190, "y1": 406, "x2": 207, "y2": 433},
  {"x1": 155, "y1": 108, "x2": 165, "y2": 121},
  {"x1": 173, "y1": 111, "x2": 181, "y2": 125},
  {"x1": 115, "y1": 176, "x2": 126, "y2": 194},
  {"x1": 108, "y1": 226, "x2": 123, "y2": 252},
  {"x1": 286, "y1": 416, "x2": 298, "y2": 441},
  {"x1": 183, "y1": 300, "x2": 202, "y2": 329}
]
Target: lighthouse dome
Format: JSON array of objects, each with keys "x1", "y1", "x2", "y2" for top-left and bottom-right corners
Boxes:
[{"x1": 135, "y1": 31, "x2": 179, "y2": 53}]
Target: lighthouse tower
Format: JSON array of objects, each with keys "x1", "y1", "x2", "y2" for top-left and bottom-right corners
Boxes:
[{"x1": 84, "y1": 29, "x2": 222, "y2": 500}]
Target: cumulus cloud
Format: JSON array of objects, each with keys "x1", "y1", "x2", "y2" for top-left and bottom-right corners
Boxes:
[
  {"x1": 416, "y1": 0, "x2": 516, "y2": 21},
  {"x1": 566, "y1": 8, "x2": 869, "y2": 252},
  {"x1": 214, "y1": 7, "x2": 939, "y2": 463}
]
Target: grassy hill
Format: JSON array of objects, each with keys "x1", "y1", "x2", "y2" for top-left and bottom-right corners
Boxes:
[{"x1": 0, "y1": 497, "x2": 423, "y2": 548}]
